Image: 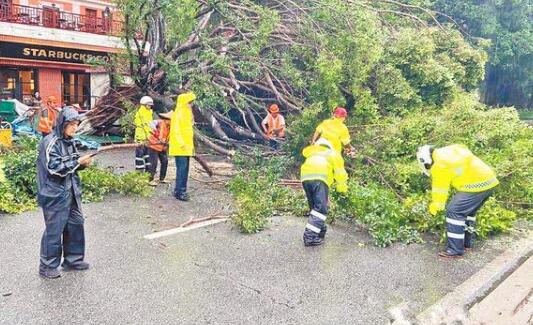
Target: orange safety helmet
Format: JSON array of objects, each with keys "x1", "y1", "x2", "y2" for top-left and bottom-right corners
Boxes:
[
  {"x1": 333, "y1": 106, "x2": 347, "y2": 118},
  {"x1": 269, "y1": 104, "x2": 280, "y2": 114}
]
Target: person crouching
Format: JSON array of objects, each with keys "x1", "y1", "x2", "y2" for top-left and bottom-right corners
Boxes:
[
  {"x1": 301, "y1": 138, "x2": 348, "y2": 246},
  {"x1": 416, "y1": 144, "x2": 499, "y2": 258},
  {"x1": 37, "y1": 107, "x2": 93, "y2": 279}
]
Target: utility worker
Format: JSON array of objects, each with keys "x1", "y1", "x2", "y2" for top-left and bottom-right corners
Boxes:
[
  {"x1": 416, "y1": 144, "x2": 499, "y2": 258},
  {"x1": 311, "y1": 107, "x2": 352, "y2": 154},
  {"x1": 37, "y1": 107, "x2": 93, "y2": 279},
  {"x1": 168, "y1": 92, "x2": 196, "y2": 201},
  {"x1": 134, "y1": 96, "x2": 154, "y2": 172},
  {"x1": 301, "y1": 138, "x2": 348, "y2": 246},
  {"x1": 37, "y1": 96, "x2": 60, "y2": 136},
  {"x1": 261, "y1": 104, "x2": 286, "y2": 139},
  {"x1": 147, "y1": 114, "x2": 171, "y2": 186}
]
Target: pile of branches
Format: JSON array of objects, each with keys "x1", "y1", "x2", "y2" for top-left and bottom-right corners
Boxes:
[
  {"x1": 78, "y1": 86, "x2": 137, "y2": 135},
  {"x1": 81, "y1": 0, "x2": 465, "y2": 154}
]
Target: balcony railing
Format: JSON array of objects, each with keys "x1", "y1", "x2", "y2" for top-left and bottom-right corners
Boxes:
[{"x1": 0, "y1": 4, "x2": 123, "y2": 37}]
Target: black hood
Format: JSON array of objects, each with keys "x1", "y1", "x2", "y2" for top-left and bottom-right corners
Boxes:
[{"x1": 53, "y1": 106, "x2": 80, "y2": 138}]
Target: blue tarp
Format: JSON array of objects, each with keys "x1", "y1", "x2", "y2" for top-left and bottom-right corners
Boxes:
[{"x1": 11, "y1": 117, "x2": 109, "y2": 150}]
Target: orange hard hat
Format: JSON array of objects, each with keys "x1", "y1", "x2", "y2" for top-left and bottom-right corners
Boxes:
[
  {"x1": 269, "y1": 104, "x2": 280, "y2": 113},
  {"x1": 333, "y1": 107, "x2": 347, "y2": 118}
]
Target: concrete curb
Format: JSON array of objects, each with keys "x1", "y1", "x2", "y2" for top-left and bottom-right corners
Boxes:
[{"x1": 389, "y1": 231, "x2": 533, "y2": 324}]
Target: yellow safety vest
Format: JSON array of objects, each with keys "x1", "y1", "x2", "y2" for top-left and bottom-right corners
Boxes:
[
  {"x1": 315, "y1": 118, "x2": 351, "y2": 153},
  {"x1": 169, "y1": 92, "x2": 196, "y2": 157},
  {"x1": 431, "y1": 144, "x2": 499, "y2": 209},
  {"x1": 134, "y1": 105, "x2": 153, "y2": 142},
  {"x1": 300, "y1": 144, "x2": 348, "y2": 192}
]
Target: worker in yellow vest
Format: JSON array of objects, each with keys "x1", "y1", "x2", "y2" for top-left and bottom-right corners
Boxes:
[
  {"x1": 311, "y1": 107, "x2": 352, "y2": 154},
  {"x1": 300, "y1": 138, "x2": 348, "y2": 246},
  {"x1": 134, "y1": 96, "x2": 154, "y2": 172},
  {"x1": 417, "y1": 144, "x2": 499, "y2": 258}
]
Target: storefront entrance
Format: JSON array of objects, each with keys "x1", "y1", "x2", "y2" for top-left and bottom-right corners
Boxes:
[
  {"x1": 0, "y1": 68, "x2": 38, "y2": 102},
  {"x1": 62, "y1": 71, "x2": 91, "y2": 109}
]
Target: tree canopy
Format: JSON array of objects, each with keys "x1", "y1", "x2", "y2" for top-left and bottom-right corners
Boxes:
[{"x1": 434, "y1": 0, "x2": 533, "y2": 109}]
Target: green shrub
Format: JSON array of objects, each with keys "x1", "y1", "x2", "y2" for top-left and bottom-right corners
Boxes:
[
  {"x1": 80, "y1": 166, "x2": 152, "y2": 203},
  {"x1": 2, "y1": 136, "x2": 39, "y2": 196},
  {"x1": 0, "y1": 136, "x2": 152, "y2": 214},
  {"x1": 117, "y1": 171, "x2": 153, "y2": 196},
  {"x1": 0, "y1": 182, "x2": 36, "y2": 214},
  {"x1": 229, "y1": 152, "x2": 306, "y2": 233},
  {"x1": 474, "y1": 198, "x2": 517, "y2": 239},
  {"x1": 332, "y1": 182, "x2": 423, "y2": 247}
]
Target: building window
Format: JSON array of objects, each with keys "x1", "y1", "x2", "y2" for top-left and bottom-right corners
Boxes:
[
  {"x1": 62, "y1": 72, "x2": 91, "y2": 109},
  {"x1": 0, "y1": 68, "x2": 38, "y2": 102},
  {"x1": 84, "y1": 8, "x2": 97, "y2": 33},
  {"x1": 42, "y1": 4, "x2": 60, "y2": 28},
  {"x1": 0, "y1": 0, "x2": 13, "y2": 20}
]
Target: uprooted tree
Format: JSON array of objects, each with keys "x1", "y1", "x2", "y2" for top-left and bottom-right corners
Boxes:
[
  {"x1": 79, "y1": 0, "x2": 480, "y2": 154},
  {"x1": 70, "y1": 0, "x2": 533, "y2": 245}
]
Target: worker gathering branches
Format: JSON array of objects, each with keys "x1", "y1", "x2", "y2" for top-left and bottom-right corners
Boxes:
[{"x1": 294, "y1": 107, "x2": 499, "y2": 258}]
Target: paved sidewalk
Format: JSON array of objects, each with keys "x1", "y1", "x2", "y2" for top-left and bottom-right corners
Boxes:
[
  {"x1": 468, "y1": 256, "x2": 533, "y2": 324},
  {"x1": 396, "y1": 231, "x2": 533, "y2": 325}
]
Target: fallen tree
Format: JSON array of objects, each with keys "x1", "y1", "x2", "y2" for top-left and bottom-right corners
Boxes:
[{"x1": 80, "y1": 0, "x2": 472, "y2": 155}]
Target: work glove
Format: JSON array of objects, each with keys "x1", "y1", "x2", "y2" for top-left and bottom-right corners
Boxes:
[
  {"x1": 429, "y1": 202, "x2": 441, "y2": 216},
  {"x1": 336, "y1": 183, "x2": 348, "y2": 193}
]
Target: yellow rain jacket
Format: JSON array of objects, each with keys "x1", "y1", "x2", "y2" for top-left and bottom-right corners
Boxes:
[
  {"x1": 430, "y1": 144, "x2": 499, "y2": 212},
  {"x1": 315, "y1": 117, "x2": 351, "y2": 153},
  {"x1": 169, "y1": 92, "x2": 196, "y2": 157},
  {"x1": 300, "y1": 144, "x2": 348, "y2": 192},
  {"x1": 134, "y1": 105, "x2": 153, "y2": 142}
]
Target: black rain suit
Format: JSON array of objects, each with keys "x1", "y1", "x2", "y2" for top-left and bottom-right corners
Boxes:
[{"x1": 37, "y1": 107, "x2": 86, "y2": 271}]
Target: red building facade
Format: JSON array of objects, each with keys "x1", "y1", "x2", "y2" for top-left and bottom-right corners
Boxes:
[{"x1": 0, "y1": 0, "x2": 123, "y2": 109}]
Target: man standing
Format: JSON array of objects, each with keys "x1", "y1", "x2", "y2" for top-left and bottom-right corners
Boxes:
[
  {"x1": 261, "y1": 104, "x2": 286, "y2": 148},
  {"x1": 146, "y1": 115, "x2": 171, "y2": 186},
  {"x1": 134, "y1": 96, "x2": 154, "y2": 172},
  {"x1": 168, "y1": 92, "x2": 196, "y2": 201},
  {"x1": 416, "y1": 144, "x2": 499, "y2": 258},
  {"x1": 37, "y1": 96, "x2": 60, "y2": 136},
  {"x1": 301, "y1": 138, "x2": 348, "y2": 246},
  {"x1": 311, "y1": 107, "x2": 351, "y2": 154},
  {"x1": 37, "y1": 107, "x2": 93, "y2": 279}
]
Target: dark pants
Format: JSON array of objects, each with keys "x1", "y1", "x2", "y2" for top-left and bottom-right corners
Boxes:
[
  {"x1": 302, "y1": 180, "x2": 329, "y2": 244},
  {"x1": 446, "y1": 189, "x2": 493, "y2": 255},
  {"x1": 147, "y1": 149, "x2": 168, "y2": 181},
  {"x1": 135, "y1": 145, "x2": 150, "y2": 172},
  {"x1": 174, "y1": 156, "x2": 190, "y2": 197},
  {"x1": 40, "y1": 199, "x2": 85, "y2": 270},
  {"x1": 269, "y1": 137, "x2": 284, "y2": 150}
]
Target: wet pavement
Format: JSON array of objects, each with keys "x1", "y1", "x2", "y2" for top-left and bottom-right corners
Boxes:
[{"x1": 0, "y1": 149, "x2": 509, "y2": 324}]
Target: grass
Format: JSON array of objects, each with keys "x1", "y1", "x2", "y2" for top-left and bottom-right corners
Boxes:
[{"x1": 519, "y1": 110, "x2": 533, "y2": 120}]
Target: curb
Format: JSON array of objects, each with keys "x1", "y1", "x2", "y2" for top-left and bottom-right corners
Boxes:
[{"x1": 389, "y1": 231, "x2": 533, "y2": 324}]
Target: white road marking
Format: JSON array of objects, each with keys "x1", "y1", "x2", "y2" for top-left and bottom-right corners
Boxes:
[{"x1": 144, "y1": 218, "x2": 228, "y2": 240}]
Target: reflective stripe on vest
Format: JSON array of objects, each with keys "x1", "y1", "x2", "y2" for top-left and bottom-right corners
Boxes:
[
  {"x1": 301, "y1": 174, "x2": 328, "y2": 183},
  {"x1": 462, "y1": 178, "x2": 497, "y2": 190}
]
